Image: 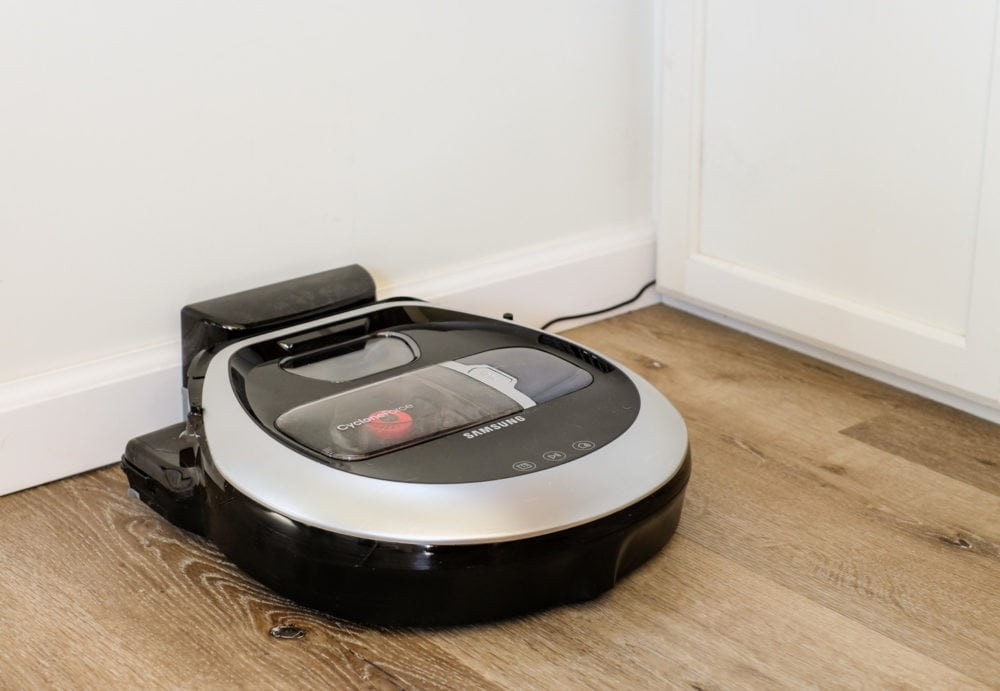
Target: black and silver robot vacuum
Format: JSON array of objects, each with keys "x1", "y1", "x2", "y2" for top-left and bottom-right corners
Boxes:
[{"x1": 121, "y1": 265, "x2": 690, "y2": 626}]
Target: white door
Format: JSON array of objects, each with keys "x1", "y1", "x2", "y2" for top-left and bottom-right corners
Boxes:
[{"x1": 657, "y1": 0, "x2": 1000, "y2": 403}]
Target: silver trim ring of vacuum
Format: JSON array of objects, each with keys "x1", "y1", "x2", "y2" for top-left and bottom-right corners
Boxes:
[{"x1": 201, "y1": 301, "x2": 689, "y2": 545}]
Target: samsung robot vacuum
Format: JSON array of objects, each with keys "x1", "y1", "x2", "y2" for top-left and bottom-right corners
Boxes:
[{"x1": 122, "y1": 265, "x2": 690, "y2": 626}]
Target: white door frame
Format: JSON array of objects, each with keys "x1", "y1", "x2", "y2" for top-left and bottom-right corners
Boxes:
[{"x1": 655, "y1": 0, "x2": 1000, "y2": 405}]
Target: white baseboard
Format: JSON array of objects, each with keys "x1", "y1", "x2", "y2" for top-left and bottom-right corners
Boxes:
[
  {"x1": 0, "y1": 361, "x2": 182, "y2": 496},
  {"x1": 0, "y1": 227, "x2": 656, "y2": 496},
  {"x1": 381, "y1": 225, "x2": 658, "y2": 330},
  {"x1": 660, "y1": 294, "x2": 1000, "y2": 426}
]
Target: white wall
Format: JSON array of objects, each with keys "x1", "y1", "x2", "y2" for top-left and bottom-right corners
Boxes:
[
  {"x1": 0, "y1": 1, "x2": 658, "y2": 495},
  {"x1": 1, "y1": 0, "x2": 655, "y2": 384}
]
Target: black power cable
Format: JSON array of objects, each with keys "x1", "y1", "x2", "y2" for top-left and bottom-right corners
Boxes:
[{"x1": 540, "y1": 280, "x2": 656, "y2": 331}]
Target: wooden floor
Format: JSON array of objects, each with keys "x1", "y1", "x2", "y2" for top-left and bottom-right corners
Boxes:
[{"x1": 2, "y1": 305, "x2": 998, "y2": 688}]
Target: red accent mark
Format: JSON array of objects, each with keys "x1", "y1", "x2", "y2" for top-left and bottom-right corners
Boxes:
[{"x1": 368, "y1": 410, "x2": 413, "y2": 440}]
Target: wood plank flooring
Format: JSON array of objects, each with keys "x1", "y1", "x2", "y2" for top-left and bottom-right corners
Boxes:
[{"x1": 1, "y1": 305, "x2": 997, "y2": 688}]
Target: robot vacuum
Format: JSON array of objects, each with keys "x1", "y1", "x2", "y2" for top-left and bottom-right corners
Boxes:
[{"x1": 121, "y1": 265, "x2": 690, "y2": 626}]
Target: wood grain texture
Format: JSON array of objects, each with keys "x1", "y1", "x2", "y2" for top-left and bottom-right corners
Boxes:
[
  {"x1": 1, "y1": 305, "x2": 998, "y2": 688},
  {"x1": 841, "y1": 404, "x2": 1000, "y2": 497}
]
